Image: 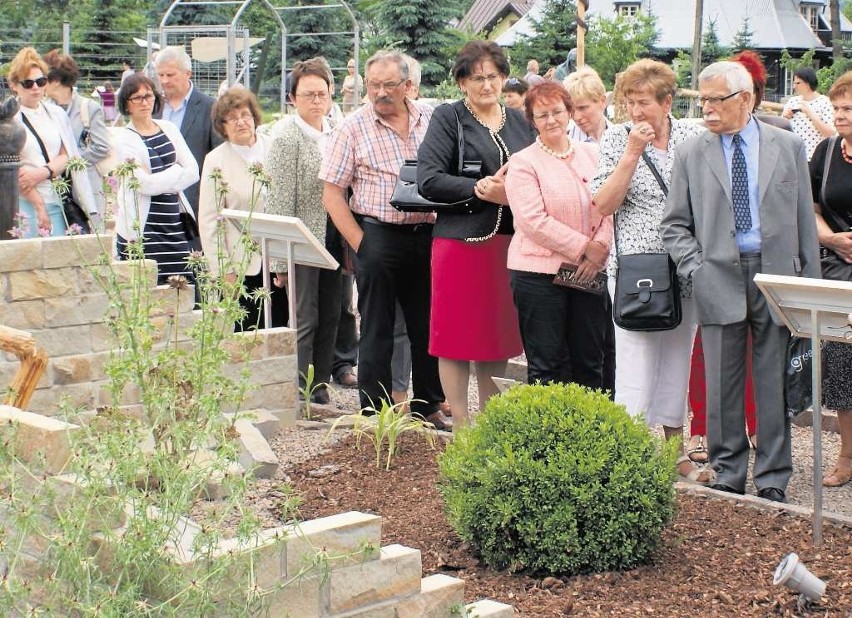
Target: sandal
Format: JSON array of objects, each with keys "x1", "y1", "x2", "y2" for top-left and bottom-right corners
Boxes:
[
  {"x1": 687, "y1": 435, "x2": 709, "y2": 464},
  {"x1": 677, "y1": 455, "x2": 714, "y2": 485},
  {"x1": 823, "y1": 455, "x2": 852, "y2": 488}
]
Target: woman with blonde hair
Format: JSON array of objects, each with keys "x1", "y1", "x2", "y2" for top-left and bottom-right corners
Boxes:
[
  {"x1": 9, "y1": 47, "x2": 96, "y2": 237},
  {"x1": 591, "y1": 58, "x2": 710, "y2": 483}
]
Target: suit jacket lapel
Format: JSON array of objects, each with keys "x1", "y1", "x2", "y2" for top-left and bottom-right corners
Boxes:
[
  {"x1": 180, "y1": 90, "x2": 200, "y2": 138},
  {"x1": 756, "y1": 121, "x2": 778, "y2": 208},
  {"x1": 702, "y1": 132, "x2": 732, "y2": 204}
]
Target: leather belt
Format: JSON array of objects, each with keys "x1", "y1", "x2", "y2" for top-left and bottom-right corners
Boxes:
[{"x1": 358, "y1": 215, "x2": 433, "y2": 234}]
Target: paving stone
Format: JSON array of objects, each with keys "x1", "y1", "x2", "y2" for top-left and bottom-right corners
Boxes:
[
  {"x1": 327, "y1": 544, "x2": 421, "y2": 614},
  {"x1": 0, "y1": 239, "x2": 42, "y2": 272},
  {"x1": 0, "y1": 405, "x2": 80, "y2": 473},
  {"x1": 234, "y1": 418, "x2": 279, "y2": 478}
]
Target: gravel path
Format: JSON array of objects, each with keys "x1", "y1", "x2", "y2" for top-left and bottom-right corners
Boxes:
[{"x1": 275, "y1": 372, "x2": 851, "y2": 519}]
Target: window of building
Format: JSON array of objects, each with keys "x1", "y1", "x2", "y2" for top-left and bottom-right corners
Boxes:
[
  {"x1": 800, "y1": 3, "x2": 821, "y2": 32},
  {"x1": 616, "y1": 3, "x2": 640, "y2": 18}
]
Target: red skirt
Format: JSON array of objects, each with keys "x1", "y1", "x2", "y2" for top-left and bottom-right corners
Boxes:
[{"x1": 430, "y1": 235, "x2": 522, "y2": 361}]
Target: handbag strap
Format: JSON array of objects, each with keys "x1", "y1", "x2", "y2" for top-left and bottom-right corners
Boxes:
[
  {"x1": 20, "y1": 111, "x2": 51, "y2": 166},
  {"x1": 818, "y1": 136, "x2": 849, "y2": 233},
  {"x1": 614, "y1": 126, "x2": 669, "y2": 257},
  {"x1": 449, "y1": 101, "x2": 465, "y2": 176}
]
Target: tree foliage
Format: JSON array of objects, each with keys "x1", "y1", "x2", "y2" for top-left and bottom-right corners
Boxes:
[
  {"x1": 511, "y1": 0, "x2": 577, "y2": 72},
  {"x1": 585, "y1": 13, "x2": 659, "y2": 90},
  {"x1": 701, "y1": 17, "x2": 727, "y2": 66},
  {"x1": 732, "y1": 16, "x2": 754, "y2": 51},
  {"x1": 359, "y1": 0, "x2": 468, "y2": 88}
]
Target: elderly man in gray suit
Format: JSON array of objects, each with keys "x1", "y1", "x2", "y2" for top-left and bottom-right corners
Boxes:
[{"x1": 661, "y1": 61, "x2": 820, "y2": 502}]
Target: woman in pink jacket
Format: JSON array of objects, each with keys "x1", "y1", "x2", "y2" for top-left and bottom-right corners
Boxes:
[{"x1": 505, "y1": 81, "x2": 612, "y2": 388}]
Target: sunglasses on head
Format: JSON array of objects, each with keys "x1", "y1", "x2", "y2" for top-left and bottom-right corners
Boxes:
[{"x1": 20, "y1": 77, "x2": 48, "y2": 89}]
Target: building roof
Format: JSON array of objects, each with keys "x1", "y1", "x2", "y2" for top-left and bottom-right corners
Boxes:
[
  {"x1": 459, "y1": 0, "x2": 537, "y2": 34},
  {"x1": 496, "y1": 0, "x2": 851, "y2": 50}
]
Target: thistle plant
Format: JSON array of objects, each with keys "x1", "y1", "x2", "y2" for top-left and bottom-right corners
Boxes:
[
  {"x1": 326, "y1": 393, "x2": 437, "y2": 470},
  {"x1": 0, "y1": 158, "x2": 297, "y2": 615}
]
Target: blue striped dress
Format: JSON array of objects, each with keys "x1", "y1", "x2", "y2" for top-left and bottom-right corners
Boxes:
[{"x1": 117, "y1": 130, "x2": 194, "y2": 285}]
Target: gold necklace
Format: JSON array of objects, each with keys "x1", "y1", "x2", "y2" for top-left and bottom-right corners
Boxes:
[{"x1": 536, "y1": 136, "x2": 573, "y2": 159}]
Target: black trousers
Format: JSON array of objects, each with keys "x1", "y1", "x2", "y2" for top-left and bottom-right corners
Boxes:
[
  {"x1": 354, "y1": 218, "x2": 443, "y2": 415},
  {"x1": 332, "y1": 272, "x2": 359, "y2": 378},
  {"x1": 236, "y1": 271, "x2": 288, "y2": 332},
  {"x1": 510, "y1": 270, "x2": 608, "y2": 390}
]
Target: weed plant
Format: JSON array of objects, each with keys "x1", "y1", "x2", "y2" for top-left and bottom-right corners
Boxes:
[{"x1": 0, "y1": 160, "x2": 298, "y2": 615}]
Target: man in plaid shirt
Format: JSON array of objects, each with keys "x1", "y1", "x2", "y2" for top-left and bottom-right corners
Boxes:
[{"x1": 320, "y1": 50, "x2": 451, "y2": 430}]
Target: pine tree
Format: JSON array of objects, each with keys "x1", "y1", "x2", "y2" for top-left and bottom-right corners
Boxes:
[
  {"x1": 732, "y1": 16, "x2": 754, "y2": 51},
  {"x1": 512, "y1": 0, "x2": 578, "y2": 72}
]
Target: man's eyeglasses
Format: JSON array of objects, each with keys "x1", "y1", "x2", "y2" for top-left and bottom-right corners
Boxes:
[
  {"x1": 295, "y1": 91, "x2": 330, "y2": 102},
  {"x1": 698, "y1": 90, "x2": 742, "y2": 106},
  {"x1": 532, "y1": 109, "x2": 568, "y2": 122},
  {"x1": 366, "y1": 78, "x2": 405, "y2": 91},
  {"x1": 20, "y1": 77, "x2": 47, "y2": 89},
  {"x1": 225, "y1": 112, "x2": 255, "y2": 125},
  {"x1": 128, "y1": 93, "x2": 156, "y2": 105},
  {"x1": 468, "y1": 73, "x2": 502, "y2": 85}
]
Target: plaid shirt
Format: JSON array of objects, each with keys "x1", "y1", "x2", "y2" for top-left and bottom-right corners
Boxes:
[{"x1": 320, "y1": 99, "x2": 435, "y2": 224}]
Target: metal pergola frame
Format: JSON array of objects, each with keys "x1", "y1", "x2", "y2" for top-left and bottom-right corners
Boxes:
[{"x1": 157, "y1": 0, "x2": 359, "y2": 114}]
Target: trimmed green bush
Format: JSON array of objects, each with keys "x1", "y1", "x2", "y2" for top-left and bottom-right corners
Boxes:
[{"x1": 438, "y1": 382, "x2": 678, "y2": 575}]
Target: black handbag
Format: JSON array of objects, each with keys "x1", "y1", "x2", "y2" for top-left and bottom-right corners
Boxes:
[
  {"x1": 390, "y1": 103, "x2": 481, "y2": 213},
  {"x1": 20, "y1": 110, "x2": 92, "y2": 234},
  {"x1": 612, "y1": 136, "x2": 682, "y2": 331},
  {"x1": 817, "y1": 136, "x2": 852, "y2": 282}
]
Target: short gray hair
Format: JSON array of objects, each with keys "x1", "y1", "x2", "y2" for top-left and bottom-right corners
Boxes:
[
  {"x1": 401, "y1": 53, "x2": 421, "y2": 88},
  {"x1": 155, "y1": 45, "x2": 192, "y2": 72},
  {"x1": 699, "y1": 61, "x2": 753, "y2": 94},
  {"x1": 365, "y1": 50, "x2": 409, "y2": 81}
]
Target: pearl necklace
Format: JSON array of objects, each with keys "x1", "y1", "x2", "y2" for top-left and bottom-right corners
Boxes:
[{"x1": 536, "y1": 136, "x2": 574, "y2": 159}]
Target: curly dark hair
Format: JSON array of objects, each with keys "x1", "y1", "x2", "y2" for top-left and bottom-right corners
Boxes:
[
  {"x1": 43, "y1": 49, "x2": 80, "y2": 88},
  {"x1": 212, "y1": 87, "x2": 263, "y2": 137},
  {"x1": 451, "y1": 40, "x2": 510, "y2": 83}
]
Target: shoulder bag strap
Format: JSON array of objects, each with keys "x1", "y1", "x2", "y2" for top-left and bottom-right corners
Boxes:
[
  {"x1": 818, "y1": 136, "x2": 848, "y2": 232},
  {"x1": 20, "y1": 112, "x2": 51, "y2": 165},
  {"x1": 449, "y1": 102, "x2": 465, "y2": 176}
]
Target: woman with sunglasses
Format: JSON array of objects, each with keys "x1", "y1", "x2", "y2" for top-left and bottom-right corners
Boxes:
[
  {"x1": 113, "y1": 74, "x2": 199, "y2": 284},
  {"x1": 9, "y1": 47, "x2": 79, "y2": 237}
]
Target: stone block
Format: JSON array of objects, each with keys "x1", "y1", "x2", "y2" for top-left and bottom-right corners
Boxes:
[
  {"x1": 0, "y1": 273, "x2": 7, "y2": 301},
  {"x1": 263, "y1": 572, "x2": 324, "y2": 617},
  {"x1": 284, "y1": 512, "x2": 382, "y2": 580},
  {"x1": 224, "y1": 356, "x2": 296, "y2": 387},
  {"x1": 0, "y1": 238, "x2": 42, "y2": 272},
  {"x1": 0, "y1": 405, "x2": 80, "y2": 473},
  {"x1": 212, "y1": 528, "x2": 287, "y2": 591},
  {"x1": 28, "y1": 383, "x2": 97, "y2": 416},
  {"x1": 327, "y1": 544, "x2": 422, "y2": 614},
  {"x1": 466, "y1": 600, "x2": 516, "y2": 617},
  {"x1": 42, "y1": 234, "x2": 112, "y2": 269},
  {"x1": 96, "y1": 381, "x2": 140, "y2": 408},
  {"x1": 77, "y1": 259, "x2": 158, "y2": 294},
  {"x1": 32, "y1": 325, "x2": 93, "y2": 356},
  {"x1": 221, "y1": 333, "x2": 265, "y2": 363},
  {"x1": 234, "y1": 418, "x2": 279, "y2": 479},
  {"x1": 226, "y1": 409, "x2": 279, "y2": 441},
  {"x1": 44, "y1": 293, "x2": 110, "y2": 327},
  {"x1": 393, "y1": 574, "x2": 465, "y2": 618},
  {"x1": 0, "y1": 299, "x2": 45, "y2": 330},
  {"x1": 8, "y1": 269, "x2": 76, "y2": 301},
  {"x1": 51, "y1": 355, "x2": 94, "y2": 384},
  {"x1": 263, "y1": 327, "x2": 297, "y2": 357}
]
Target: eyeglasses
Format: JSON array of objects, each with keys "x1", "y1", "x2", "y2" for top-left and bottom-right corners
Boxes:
[
  {"x1": 128, "y1": 93, "x2": 156, "y2": 105},
  {"x1": 295, "y1": 91, "x2": 330, "y2": 102},
  {"x1": 20, "y1": 77, "x2": 48, "y2": 89},
  {"x1": 532, "y1": 109, "x2": 569, "y2": 122},
  {"x1": 468, "y1": 73, "x2": 502, "y2": 86},
  {"x1": 698, "y1": 90, "x2": 743, "y2": 106},
  {"x1": 224, "y1": 111, "x2": 255, "y2": 125},
  {"x1": 366, "y1": 78, "x2": 405, "y2": 91}
]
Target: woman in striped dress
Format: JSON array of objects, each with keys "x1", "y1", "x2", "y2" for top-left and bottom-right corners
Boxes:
[{"x1": 113, "y1": 74, "x2": 199, "y2": 284}]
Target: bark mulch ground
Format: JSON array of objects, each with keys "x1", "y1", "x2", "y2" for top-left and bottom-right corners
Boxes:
[{"x1": 282, "y1": 433, "x2": 852, "y2": 617}]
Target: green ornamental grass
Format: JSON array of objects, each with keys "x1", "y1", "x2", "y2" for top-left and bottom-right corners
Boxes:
[{"x1": 438, "y1": 382, "x2": 678, "y2": 575}]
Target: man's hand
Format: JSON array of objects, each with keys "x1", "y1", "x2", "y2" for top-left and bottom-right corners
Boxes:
[
  {"x1": 827, "y1": 231, "x2": 852, "y2": 263},
  {"x1": 273, "y1": 273, "x2": 288, "y2": 288}
]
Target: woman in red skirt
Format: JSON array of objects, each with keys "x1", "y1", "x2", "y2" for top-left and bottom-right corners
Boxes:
[{"x1": 417, "y1": 40, "x2": 535, "y2": 430}]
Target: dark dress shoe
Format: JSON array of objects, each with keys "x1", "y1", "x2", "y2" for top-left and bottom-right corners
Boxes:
[
  {"x1": 311, "y1": 388, "x2": 330, "y2": 405},
  {"x1": 757, "y1": 487, "x2": 786, "y2": 503},
  {"x1": 335, "y1": 369, "x2": 358, "y2": 389},
  {"x1": 710, "y1": 483, "x2": 744, "y2": 495},
  {"x1": 423, "y1": 410, "x2": 453, "y2": 431}
]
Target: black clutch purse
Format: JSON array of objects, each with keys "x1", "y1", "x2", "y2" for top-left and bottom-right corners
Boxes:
[{"x1": 390, "y1": 103, "x2": 481, "y2": 213}]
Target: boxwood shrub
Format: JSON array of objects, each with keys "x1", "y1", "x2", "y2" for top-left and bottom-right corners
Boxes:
[{"x1": 438, "y1": 382, "x2": 678, "y2": 575}]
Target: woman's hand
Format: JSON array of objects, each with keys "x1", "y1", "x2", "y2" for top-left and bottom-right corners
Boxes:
[
  {"x1": 573, "y1": 257, "x2": 600, "y2": 283},
  {"x1": 625, "y1": 122, "x2": 655, "y2": 158},
  {"x1": 273, "y1": 273, "x2": 288, "y2": 288},
  {"x1": 827, "y1": 231, "x2": 852, "y2": 263},
  {"x1": 475, "y1": 166, "x2": 509, "y2": 204},
  {"x1": 583, "y1": 240, "x2": 609, "y2": 270}
]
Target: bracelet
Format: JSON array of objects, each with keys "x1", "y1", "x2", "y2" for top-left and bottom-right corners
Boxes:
[{"x1": 44, "y1": 165, "x2": 54, "y2": 180}]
